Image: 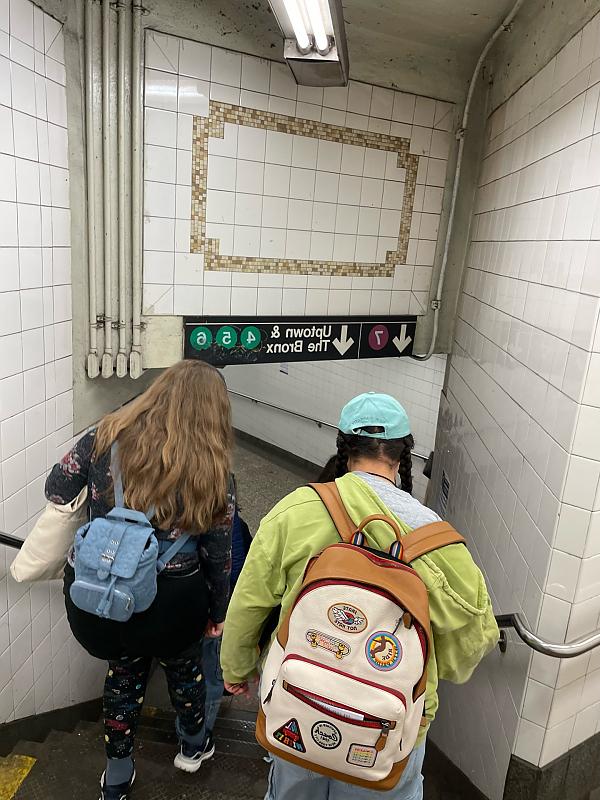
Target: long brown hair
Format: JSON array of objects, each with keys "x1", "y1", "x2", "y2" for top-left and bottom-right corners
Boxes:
[{"x1": 94, "y1": 360, "x2": 232, "y2": 533}]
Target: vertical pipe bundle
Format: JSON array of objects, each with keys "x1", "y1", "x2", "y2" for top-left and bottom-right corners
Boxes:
[{"x1": 84, "y1": 0, "x2": 144, "y2": 379}]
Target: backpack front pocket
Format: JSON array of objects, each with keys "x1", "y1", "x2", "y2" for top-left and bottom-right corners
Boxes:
[
  {"x1": 70, "y1": 579, "x2": 135, "y2": 622},
  {"x1": 264, "y1": 654, "x2": 406, "y2": 782}
]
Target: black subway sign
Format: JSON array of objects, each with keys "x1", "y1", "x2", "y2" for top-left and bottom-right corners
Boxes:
[{"x1": 184, "y1": 316, "x2": 417, "y2": 366}]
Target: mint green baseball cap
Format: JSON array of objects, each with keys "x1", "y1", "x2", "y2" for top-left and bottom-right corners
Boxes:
[{"x1": 338, "y1": 392, "x2": 411, "y2": 439}]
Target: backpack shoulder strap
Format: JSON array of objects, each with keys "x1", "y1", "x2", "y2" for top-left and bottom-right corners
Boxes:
[
  {"x1": 111, "y1": 440, "x2": 155, "y2": 520},
  {"x1": 308, "y1": 482, "x2": 356, "y2": 544},
  {"x1": 110, "y1": 441, "x2": 125, "y2": 507},
  {"x1": 157, "y1": 533, "x2": 192, "y2": 572},
  {"x1": 400, "y1": 521, "x2": 465, "y2": 563}
]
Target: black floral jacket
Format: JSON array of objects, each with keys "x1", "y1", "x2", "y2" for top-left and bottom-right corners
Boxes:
[{"x1": 45, "y1": 429, "x2": 234, "y2": 623}]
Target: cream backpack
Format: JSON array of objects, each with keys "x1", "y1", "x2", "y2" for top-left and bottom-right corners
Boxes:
[{"x1": 257, "y1": 482, "x2": 464, "y2": 790}]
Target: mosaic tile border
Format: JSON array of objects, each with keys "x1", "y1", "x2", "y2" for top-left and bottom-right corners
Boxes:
[{"x1": 190, "y1": 101, "x2": 419, "y2": 277}]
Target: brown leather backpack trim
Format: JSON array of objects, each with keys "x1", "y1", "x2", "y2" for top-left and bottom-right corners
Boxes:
[
  {"x1": 277, "y1": 543, "x2": 432, "y2": 648},
  {"x1": 400, "y1": 522, "x2": 465, "y2": 563},
  {"x1": 309, "y1": 483, "x2": 465, "y2": 564},
  {"x1": 309, "y1": 482, "x2": 356, "y2": 542},
  {"x1": 256, "y1": 708, "x2": 411, "y2": 791}
]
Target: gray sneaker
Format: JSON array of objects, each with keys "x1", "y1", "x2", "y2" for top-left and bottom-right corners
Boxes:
[{"x1": 174, "y1": 734, "x2": 216, "y2": 773}]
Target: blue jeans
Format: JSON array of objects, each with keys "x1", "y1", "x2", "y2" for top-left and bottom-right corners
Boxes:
[
  {"x1": 266, "y1": 742, "x2": 426, "y2": 800},
  {"x1": 202, "y1": 636, "x2": 224, "y2": 734}
]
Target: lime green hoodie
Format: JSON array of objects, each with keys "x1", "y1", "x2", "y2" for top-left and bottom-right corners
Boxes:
[{"x1": 221, "y1": 473, "x2": 499, "y2": 740}]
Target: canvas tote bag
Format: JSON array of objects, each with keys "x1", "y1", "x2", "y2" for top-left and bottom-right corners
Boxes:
[{"x1": 10, "y1": 487, "x2": 88, "y2": 582}]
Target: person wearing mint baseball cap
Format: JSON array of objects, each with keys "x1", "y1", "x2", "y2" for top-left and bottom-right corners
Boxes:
[
  {"x1": 221, "y1": 392, "x2": 498, "y2": 800},
  {"x1": 338, "y1": 391, "x2": 412, "y2": 438},
  {"x1": 317, "y1": 393, "x2": 414, "y2": 494}
]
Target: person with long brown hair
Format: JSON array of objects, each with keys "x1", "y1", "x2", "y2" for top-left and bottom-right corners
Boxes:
[{"x1": 44, "y1": 360, "x2": 234, "y2": 800}]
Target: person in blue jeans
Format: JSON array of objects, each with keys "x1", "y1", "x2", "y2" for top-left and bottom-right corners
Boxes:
[
  {"x1": 203, "y1": 504, "x2": 252, "y2": 740},
  {"x1": 266, "y1": 744, "x2": 426, "y2": 800}
]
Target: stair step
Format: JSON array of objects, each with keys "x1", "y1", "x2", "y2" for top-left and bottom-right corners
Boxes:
[
  {"x1": 12, "y1": 724, "x2": 269, "y2": 800},
  {"x1": 9, "y1": 742, "x2": 48, "y2": 759},
  {"x1": 136, "y1": 724, "x2": 178, "y2": 745},
  {"x1": 216, "y1": 738, "x2": 266, "y2": 761},
  {"x1": 142, "y1": 703, "x2": 258, "y2": 723},
  {"x1": 137, "y1": 720, "x2": 259, "y2": 749},
  {"x1": 140, "y1": 711, "x2": 256, "y2": 735},
  {"x1": 69, "y1": 707, "x2": 262, "y2": 757},
  {"x1": 72, "y1": 719, "x2": 102, "y2": 737}
]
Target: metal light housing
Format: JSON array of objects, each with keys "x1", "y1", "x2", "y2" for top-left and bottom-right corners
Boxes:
[{"x1": 268, "y1": 0, "x2": 349, "y2": 87}]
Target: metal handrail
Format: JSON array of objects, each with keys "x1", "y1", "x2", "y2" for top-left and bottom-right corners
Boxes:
[
  {"x1": 0, "y1": 528, "x2": 598, "y2": 657},
  {"x1": 228, "y1": 389, "x2": 429, "y2": 462},
  {"x1": 496, "y1": 614, "x2": 600, "y2": 658},
  {"x1": 0, "y1": 532, "x2": 23, "y2": 550}
]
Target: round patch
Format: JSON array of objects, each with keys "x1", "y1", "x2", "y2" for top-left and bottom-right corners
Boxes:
[
  {"x1": 365, "y1": 632, "x2": 403, "y2": 671},
  {"x1": 328, "y1": 603, "x2": 368, "y2": 633},
  {"x1": 311, "y1": 721, "x2": 342, "y2": 750}
]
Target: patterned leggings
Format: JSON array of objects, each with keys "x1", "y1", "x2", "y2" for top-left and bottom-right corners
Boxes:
[{"x1": 103, "y1": 641, "x2": 206, "y2": 760}]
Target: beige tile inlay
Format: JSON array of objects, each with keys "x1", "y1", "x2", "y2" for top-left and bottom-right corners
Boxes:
[{"x1": 191, "y1": 101, "x2": 419, "y2": 277}]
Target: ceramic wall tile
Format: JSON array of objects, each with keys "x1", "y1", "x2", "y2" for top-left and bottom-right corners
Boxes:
[
  {"x1": 142, "y1": 33, "x2": 452, "y2": 318},
  {"x1": 428, "y1": 13, "x2": 600, "y2": 799},
  {"x1": 0, "y1": 0, "x2": 105, "y2": 725}
]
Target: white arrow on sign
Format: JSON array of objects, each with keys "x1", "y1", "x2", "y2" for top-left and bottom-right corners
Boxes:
[
  {"x1": 392, "y1": 324, "x2": 412, "y2": 354},
  {"x1": 333, "y1": 325, "x2": 354, "y2": 356}
]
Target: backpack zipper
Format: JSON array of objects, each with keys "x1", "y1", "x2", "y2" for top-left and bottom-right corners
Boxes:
[
  {"x1": 283, "y1": 681, "x2": 395, "y2": 751},
  {"x1": 376, "y1": 721, "x2": 391, "y2": 751}
]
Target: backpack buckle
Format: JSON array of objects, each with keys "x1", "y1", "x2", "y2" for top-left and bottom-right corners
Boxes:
[{"x1": 98, "y1": 545, "x2": 117, "y2": 576}]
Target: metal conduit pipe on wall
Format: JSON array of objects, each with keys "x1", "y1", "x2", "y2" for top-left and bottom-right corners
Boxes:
[
  {"x1": 85, "y1": 0, "x2": 143, "y2": 379},
  {"x1": 129, "y1": 0, "x2": 144, "y2": 379},
  {"x1": 411, "y1": 0, "x2": 528, "y2": 361},
  {"x1": 117, "y1": 0, "x2": 133, "y2": 378},
  {"x1": 84, "y1": 0, "x2": 100, "y2": 379},
  {"x1": 110, "y1": 0, "x2": 121, "y2": 375},
  {"x1": 101, "y1": 0, "x2": 114, "y2": 377}
]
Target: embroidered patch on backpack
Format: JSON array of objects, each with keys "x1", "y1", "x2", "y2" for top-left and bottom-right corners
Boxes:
[
  {"x1": 311, "y1": 721, "x2": 342, "y2": 749},
  {"x1": 306, "y1": 630, "x2": 351, "y2": 659},
  {"x1": 347, "y1": 743, "x2": 378, "y2": 768},
  {"x1": 328, "y1": 603, "x2": 368, "y2": 633},
  {"x1": 365, "y1": 631, "x2": 402, "y2": 671},
  {"x1": 274, "y1": 718, "x2": 306, "y2": 753}
]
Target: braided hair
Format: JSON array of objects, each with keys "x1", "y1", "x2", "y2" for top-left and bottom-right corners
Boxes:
[
  {"x1": 397, "y1": 437, "x2": 414, "y2": 495},
  {"x1": 331, "y1": 428, "x2": 415, "y2": 495},
  {"x1": 335, "y1": 433, "x2": 351, "y2": 481}
]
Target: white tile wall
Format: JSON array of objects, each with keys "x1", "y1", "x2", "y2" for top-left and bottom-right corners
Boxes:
[
  {"x1": 224, "y1": 355, "x2": 446, "y2": 503},
  {"x1": 429, "y1": 13, "x2": 600, "y2": 800},
  {"x1": 0, "y1": 0, "x2": 104, "y2": 723},
  {"x1": 142, "y1": 31, "x2": 455, "y2": 318}
]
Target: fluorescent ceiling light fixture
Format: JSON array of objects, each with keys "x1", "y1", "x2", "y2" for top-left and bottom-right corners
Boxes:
[
  {"x1": 305, "y1": 0, "x2": 329, "y2": 54},
  {"x1": 268, "y1": 0, "x2": 349, "y2": 86},
  {"x1": 284, "y1": 0, "x2": 311, "y2": 53}
]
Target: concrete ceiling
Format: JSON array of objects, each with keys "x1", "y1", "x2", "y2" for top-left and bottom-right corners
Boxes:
[
  {"x1": 147, "y1": 0, "x2": 519, "y2": 103},
  {"x1": 344, "y1": 0, "x2": 518, "y2": 100}
]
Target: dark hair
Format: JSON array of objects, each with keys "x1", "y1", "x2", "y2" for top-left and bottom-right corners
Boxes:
[
  {"x1": 317, "y1": 455, "x2": 338, "y2": 482},
  {"x1": 332, "y1": 427, "x2": 415, "y2": 494}
]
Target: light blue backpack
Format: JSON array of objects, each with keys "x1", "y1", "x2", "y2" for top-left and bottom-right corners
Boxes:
[{"x1": 70, "y1": 442, "x2": 191, "y2": 622}]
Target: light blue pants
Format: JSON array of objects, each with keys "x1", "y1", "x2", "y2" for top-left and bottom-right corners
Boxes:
[
  {"x1": 202, "y1": 636, "x2": 224, "y2": 734},
  {"x1": 265, "y1": 742, "x2": 426, "y2": 800}
]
